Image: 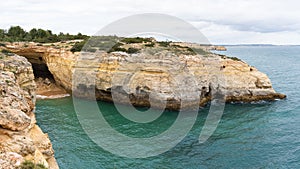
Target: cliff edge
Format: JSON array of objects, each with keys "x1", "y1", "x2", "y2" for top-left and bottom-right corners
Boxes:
[
  {"x1": 0, "y1": 52, "x2": 59, "y2": 169},
  {"x1": 2, "y1": 38, "x2": 286, "y2": 110}
]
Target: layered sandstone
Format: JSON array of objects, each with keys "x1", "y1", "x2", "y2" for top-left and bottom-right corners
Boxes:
[
  {"x1": 0, "y1": 53, "x2": 59, "y2": 169},
  {"x1": 2, "y1": 40, "x2": 285, "y2": 110}
]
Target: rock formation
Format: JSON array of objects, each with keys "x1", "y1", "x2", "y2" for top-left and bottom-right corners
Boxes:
[
  {"x1": 2, "y1": 39, "x2": 285, "y2": 110},
  {"x1": 210, "y1": 45, "x2": 227, "y2": 51},
  {"x1": 0, "y1": 52, "x2": 59, "y2": 169}
]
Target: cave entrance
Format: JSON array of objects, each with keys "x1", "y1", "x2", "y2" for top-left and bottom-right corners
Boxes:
[
  {"x1": 18, "y1": 54, "x2": 54, "y2": 81},
  {"x1": 12, "y1": 52, "x2": 68, "y2": 97},
  {"x1": 31, "y1": 60, "x2": 55, "y2": 80}
]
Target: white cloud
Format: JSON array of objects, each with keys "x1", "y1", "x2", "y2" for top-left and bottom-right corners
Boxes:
[{"x1": 0, "y1": 0, "x2": 299, "y2": 44}]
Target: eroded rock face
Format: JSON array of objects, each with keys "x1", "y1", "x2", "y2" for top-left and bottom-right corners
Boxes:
[
  {"x1": 3, "y1": 41, "x2": 286, "y2": 110},
  {"x1": 0, "y1": 152, "x2": 23, "y2": 169},
  {"x1": 73, "y1": 50, "x2": 286, "y2": 110},
  {"x1": 5, "y1": 43, "x2": 77, "y2": 93},
  {"x1": 0, "y1": 53, "x2": 59, "y2": 169}
]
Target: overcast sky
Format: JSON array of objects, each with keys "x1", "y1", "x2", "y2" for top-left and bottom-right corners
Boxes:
[{"x1": 1, "y1": 0, "x2": 300, "y2": 45}]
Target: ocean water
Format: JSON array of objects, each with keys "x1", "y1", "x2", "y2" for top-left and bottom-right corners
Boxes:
[{"x1": 35, "y1": 46, "x2": 300, "y2": 169}]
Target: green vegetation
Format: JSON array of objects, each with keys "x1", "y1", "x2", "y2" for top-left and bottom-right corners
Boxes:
[
  {"x1": 127, "y1": 47, "x2": 139, "y2": 54},
  {"x1": 0, "y1": 26, "x2": 89, "y2": 43},
  {"x1": 157, "y1": 41, "x2": 171, "y2": 47},
  {"x1": 107, "y1": 42, "x2": 139, "y2": 54},
  {"x1": 69, "y1": 36, "x2": 141, "y2": 53},
  {"x1": 218, "y1": 54, "x2": 227, "y2": 58},
  {"x1": 108, "y1": 47, "x2": 127, "y2": 53},
  {"x1": 70, "y1": 36, "x2": 122, "y2": 53},
  {"x1": 108, "y1": 45, "x2": 139, "y2": 54},
  {"x1": 81, "y1": 36, "x2": 122, "y2": 53},
  {"x1": 70, "y1": 41, "x2": 86, "y2": 53},
  {"x1": 218, "y1": 54, "x2": 241, "y2": 61},
  {"x1": 121, "y1": 37, "x2": 152, "y2": 44},
  {"x1": 18, "y1": 160, "x2": 47, "y2": 169},
  {"x1": 227, "y1": 56, "x2": 241, "y2": 61},
  {"x1": 1, "y1": 49, "x2": 13, "y2": 56},
  {"x1": 107, "y1": 42, "x2": 125, "y2": 53},
  {"x1": 188, "y1": 48, "x2": 210, "y2": 55},
  {"x1": 0, "y1": 26, "x2": 216, "y2": 58},
  {"x1": 156, "y1": 43, "x2": 210, "y2": 56},
  {"x1": 171, "y1": 44, "x2": 188, "y2": 49}
]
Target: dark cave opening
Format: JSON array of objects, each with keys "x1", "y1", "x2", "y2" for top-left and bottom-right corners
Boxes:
[
  {"x1": 11, "y1": 52, "x2": 69, "y2": 97},
  {"x1": 31, "y1": 62, "x2": 54, "y2": 80},
  {"x1": 17, "y1": 54, "x2": 55, "y2": 81}
]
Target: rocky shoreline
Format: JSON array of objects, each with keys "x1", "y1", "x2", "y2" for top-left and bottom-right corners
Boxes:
[{"x1": 0, "y1": 53, "x2": 59, "y2": 169}]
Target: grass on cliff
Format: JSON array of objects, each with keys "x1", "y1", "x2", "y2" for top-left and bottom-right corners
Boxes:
[
  {"x1": 68, "y1": 35, "x2": 211, "y2": 57},
  {"x1": 157, "y1": 41, "x2": 171, "y2": 47},
  {"x1": 70, "y1": 40, "x2": 86, "y2": 53},
  {"x1": 227, "y1": 56, "x2": 241, "y2": 61},
  {"x1": 218, "y1": 54, "x2": 242, "y2": 61},
  {"x1": 156, "y1": 42, "x2": 211, "y2": 56},
  {"x1": 121, "y1": 37, "x2": 153, "y2": 44},
  {"x1": 71, "y1": 36, "x2": 122, "y2": 53},
  {"x1": 108, "y1": 43, "x2": 140, "y2": 54},
  {"x1": 18, "y1": 160, "x2": 47, "y2": 169}
]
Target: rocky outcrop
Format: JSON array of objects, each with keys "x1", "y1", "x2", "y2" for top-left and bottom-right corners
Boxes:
[
  {"x1": 3, "y1": 40, "x2": 285, "y2": 110},
  {"x1": 3, "y1": 42, "x2": 76, "y2": 93},
  {"x1": 0, "y1": 53, "x2": 59, "y2": 169},
  {"x1": 73, "y1": 50, "x2": 285, "y2": 110},
  {"x1": 210, "y1": 45, "x2": 227, "y2": 51}
]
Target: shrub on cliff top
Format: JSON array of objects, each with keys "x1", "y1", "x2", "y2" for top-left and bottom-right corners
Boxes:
[
  {"x1": 70, "y1": 41, "x2": 86, "y2": 53},
  {"x1": 107, "y1": 42, "x2": 123, "y2": 53},
  {"x1": 121, "y1": 37, "x2": 152, "y2": 44},
  {"x1": 127, "y1": 47, "x2": 140, "y2": 54},
  {"x1": 108, "y1": 47, "x2": 127, "y2": 53},
  {"x1": 157, "y1": 41, "x2": 171, "y2": 47},
  {"x1": 18, "y1": 160, "x2": 47, "y2": 169},
  {"x1": 218, "y1": 54, "x2": 241, "y2": 61},
  {"x1": 227, "y1": 56, "x2": 241, "y2": 61}
]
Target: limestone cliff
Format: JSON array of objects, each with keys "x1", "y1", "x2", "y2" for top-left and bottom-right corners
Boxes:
[
  {"x1": 0, "y1": 52, "x2": 59, "y2": 169},
  {"x1": 2, "y1": 40, "x2": 285, "y2": 110}
]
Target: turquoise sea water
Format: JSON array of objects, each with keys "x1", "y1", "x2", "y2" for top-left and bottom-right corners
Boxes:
[{"x1": 36, "y1": 46, "x2": 300, "y2": 168}]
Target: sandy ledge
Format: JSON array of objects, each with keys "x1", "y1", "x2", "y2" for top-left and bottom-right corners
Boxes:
[{"x1": 35, "y1": 77, "x2": 70, "y2": 99}]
